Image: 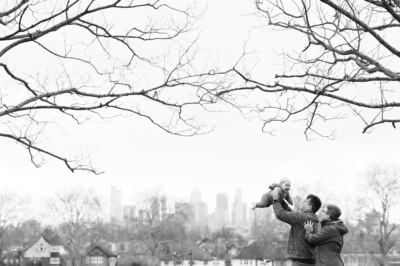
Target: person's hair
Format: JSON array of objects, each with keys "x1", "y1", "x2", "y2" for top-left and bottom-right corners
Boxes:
[
  {"x1": 326, "y1": 204, "x2": 342, "y2": 221},
  {"x1": 279, "y1": 177, "x2": 291, "y2": 185},
  {"x1": 306, "y1": 194, "x2": 322, "y2": 213}
]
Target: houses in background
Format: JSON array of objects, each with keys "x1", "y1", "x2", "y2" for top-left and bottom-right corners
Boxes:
[
  {"x1": 2, "y1": 232, "x2": 65, "y2": 266},
  {"x1": 232, "y1": 240, "x2": 288, "y2": 266},
  {"x1": 159, "y1": 244, "x2": 222, "y2": 266},
  {"x1": 2, "y1": 230, "x2": 400, "y2": 266},
  {"x1": 157, "y1": 243, "x2": 400, "y2": 266},
  {"x1": 158, "y1": 240, "x2": 288, "y2": 266},
  {"x1": 1, "y1": 231, "x2": 117, "y2": 266},
  {"x1": 341, "y1": 246, "x2": 400, "y2": 266},
  {"x1": 388, "y1": 247, "x2": 400, "y2": 266},
  {"x1": 232, "y1": 241, "x2": 400, "y2": 266},
  {"x1": 85, "y1": 245, "x2": 117, "y2": 266},
  {"x1": 23, "y1": 235, "x2": 63, "y2": 266}
]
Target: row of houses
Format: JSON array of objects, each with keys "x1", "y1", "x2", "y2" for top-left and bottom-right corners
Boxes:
[
  {"x1": 3, "y1": 233, "x2": 400, "y2": 266},
  {"x1": 2, "y1": 234, "x2": 117, "y2": 266},
  {"x1": 159, "y1": 240, "x2": 400, "y2": 266}
]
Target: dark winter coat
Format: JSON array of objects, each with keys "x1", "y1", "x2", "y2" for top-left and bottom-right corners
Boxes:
[
  {"x1": 273, "y1": 201, "x2": 320, "y2": 264},
  {"x1": 306, "y1": 219, "x2": 349, "y2": 266}
]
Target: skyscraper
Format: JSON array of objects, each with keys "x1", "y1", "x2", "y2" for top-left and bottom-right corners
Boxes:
[
  {"x1": 110, "y1": 185, "x2": 122, "y2": 223},
  {"x1": 197, "y1": 201, "x2": 208, "y2": 227},
  {"x1": 190, "y1": 188, "x2": 202, "y2": 204},
  {"x1": 232, "y1": 189, "x2": 247, "y2": 226},
  {"x1": 189, "y1": 188, "x2": 208, "y2": 227},
  {"x1": 215, "y1": 193, "x2": 229, "y2": 228}
]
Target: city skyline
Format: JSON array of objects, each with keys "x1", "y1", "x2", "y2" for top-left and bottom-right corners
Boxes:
[{"x1": 109, "y1": 186, "x2": 252, "y2": 229}]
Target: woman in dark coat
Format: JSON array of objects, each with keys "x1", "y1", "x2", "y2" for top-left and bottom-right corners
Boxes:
[{"x1": 304, "y1": 204, "x2": 348, "y2": 266}]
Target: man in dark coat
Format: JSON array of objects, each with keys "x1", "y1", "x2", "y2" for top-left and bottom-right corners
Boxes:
[
  {"x1": 304, "y1": 204, "x2": 349, "y2": 266},
  {"x1": 273, "y1": 193, "x2": 322, "y2": 266}
]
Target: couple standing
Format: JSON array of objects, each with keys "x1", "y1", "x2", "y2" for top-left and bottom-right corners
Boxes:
[{"x1": 272, "y1": 192, "x2": 348, "y2": 266}]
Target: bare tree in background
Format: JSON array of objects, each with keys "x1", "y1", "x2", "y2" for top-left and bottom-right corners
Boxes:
[
  {"x1": 355, "y1": 165, "x2": 400, "y2": 266},
  {"x1": 126, "y1": 195, "x2": 190, "y2": 263},
  {"x1": 212, "y1": 0, "x2": 400, "y2": 139},
  {"x1": 0, "y1": 0, "x2": 215, "y2": 173},
  {"x1": 0, "y1": 190, "x2": 28, "y2": 254},
  {"x1": 47, "y1": 187, "x2": 102, "y2": 266}
]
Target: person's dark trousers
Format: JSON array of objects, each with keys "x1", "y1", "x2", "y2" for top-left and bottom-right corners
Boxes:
[{"x1": 291, "y1": 262, "x2": 316, "y2": 266}]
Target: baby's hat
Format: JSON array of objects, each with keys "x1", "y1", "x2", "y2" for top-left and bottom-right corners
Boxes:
[{"x1": 279, "y1": 177, "x2": 291, "y2": 184}]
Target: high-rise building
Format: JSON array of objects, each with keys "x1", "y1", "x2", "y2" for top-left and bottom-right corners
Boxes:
[
  {"x1": 197, "y1": 201, "x2": 208, "y2": 227},
  {"x1": 189, "y1": 189, "x2": 209, "y2": 228},
  {"x1": 190, "y1": 188, "x2": 202, "y2": 204},
  {"x1": 215, "y1": 193, "x2": 229, "y2": 228},
  {"x1": 216, "y1": 193, "x2": 228, "y2": 209},
  {"x1": 235, "y1": 188, "x2": 242, "y2": 203},
  {"x1": 232, "y1": 189, "x2": 247, "y2": 226},
  {"x1": 110, "y1": 186, "x2": 122, "y2": 223},
  {"x1": 123, "y1": 205, "x2": 136, "y2": 221}
]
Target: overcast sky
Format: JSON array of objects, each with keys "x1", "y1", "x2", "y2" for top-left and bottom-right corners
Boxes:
[{"x1": 2, "y1": 0, "x2": 400, "y2": 220}]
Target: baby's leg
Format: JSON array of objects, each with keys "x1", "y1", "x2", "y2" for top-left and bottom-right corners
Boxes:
[
  {"x1": 253, "y1": 192, "x2": 272, "y2": 208},
  {"x1": 252, "y1": 202, "x2": 264, "y2": 210}
]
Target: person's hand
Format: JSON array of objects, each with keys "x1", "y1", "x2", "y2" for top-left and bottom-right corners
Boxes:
[
  {"x1": 304, "y1": 220, "x2": 313, "y2": 231},
  {"x1": 271, "y1": 187, "x2": 281, "y2": 200}
]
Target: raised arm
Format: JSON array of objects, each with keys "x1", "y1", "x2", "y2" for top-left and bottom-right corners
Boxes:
[{"x1": 273, "y1": 200, "x2": 301, "y2": 225}]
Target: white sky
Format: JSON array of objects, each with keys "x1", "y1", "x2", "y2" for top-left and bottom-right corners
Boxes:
[{"x1": 2, "y1": 0, "x2": 400, "y2": 220}]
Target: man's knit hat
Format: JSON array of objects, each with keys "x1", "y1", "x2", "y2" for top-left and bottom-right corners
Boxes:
[{"x1": 279, "y1": 177, "x2": 291, "y2": 184}]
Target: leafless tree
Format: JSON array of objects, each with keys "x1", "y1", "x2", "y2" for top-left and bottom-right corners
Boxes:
[
  {"x1": 0, "y1": 190, "x2": 28, "y2": 253},
  {"x1": 211, "y1": 0, "x2": 400, "y2": 139},
  {"x1": 0, "y1": 0, "x2": 214, "y2": 173},
  {"x1": 47, "y1": 186, "x2": 103, "y2": 266},
  {"x1": 126, "y1": 194, "x2": 190, "y2": 263},
  {"x1": 5, "y1": 0, "x2": 398, "y2": 173},
  {"x1": 355, "y1": 165, "x2": 400, "y2": 266}
]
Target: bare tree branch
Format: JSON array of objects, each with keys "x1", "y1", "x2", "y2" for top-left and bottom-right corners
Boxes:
[{"x1": 0, "y1": 0, "x2": 210, "y2": 173}]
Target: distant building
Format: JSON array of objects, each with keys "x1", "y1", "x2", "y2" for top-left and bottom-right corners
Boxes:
[
  {"x1": 341, "y1": 246, "x2": 400, "y2": 266},
  {"x1": 110, "y1": 186, "x2": 122, "y2": 223},
  {"x1": 85, "y1": 244, "x2": 117, "y2": 266},
  {"x1": 215, "y1": 193, "x2": 229, "y2": 229},
  {"x1": 123, "y1": 205, "x2": 136, "y2": 222},
  {"x1": 3, "y1": 250, "x2": 22, "y2": 266},
  {"x1": 232, "y1": 240, "x2": 288, "y2": 266},
  {"x1": 21, "y1": 232, "x2": 65, "y2": 266},
  {"x1": 159, "y1": 242, "x2": 223, "y2": 266},
  {"x1": 231, "y1": 189, "x2": 247, "y2": 227},
  {"x1": 341, "y1": 252, "x2": 378, "y2": 266},
  {"x1": 233, "y1": 241, "x2": 400, "y2": 266},
  {"x1": 388, "y1": 246, "x2": 400, "y2": 266},
  {"x1": 189, "y1": 189, "x2": 209, "y2": 228},
  {"x1": 190, "y1": 188, "x2": 202, "y2": 205},
  {"x1": 197, "y1": 202, "x2": 209, "y2": 227}
]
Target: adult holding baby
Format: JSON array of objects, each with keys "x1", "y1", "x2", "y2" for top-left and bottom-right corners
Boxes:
[{"x1": 272, "y1": 188, "x2": 322, "y2": 266}]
